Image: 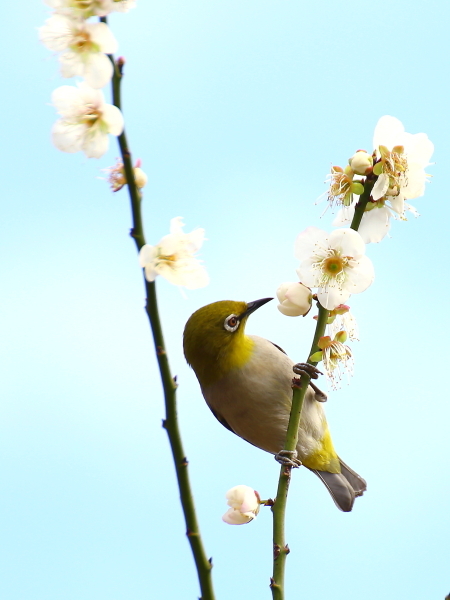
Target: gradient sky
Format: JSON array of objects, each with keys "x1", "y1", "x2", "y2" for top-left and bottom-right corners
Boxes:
[{"x1": 2, "y1": 1, "x2": 450, "y2": 598}]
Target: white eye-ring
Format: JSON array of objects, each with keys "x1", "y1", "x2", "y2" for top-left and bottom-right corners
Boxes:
[{"x1": 224, "y1": 314, "x2": 240, "y2": 332}]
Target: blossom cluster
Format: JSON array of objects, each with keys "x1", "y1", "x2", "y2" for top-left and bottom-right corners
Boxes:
[
  {"x1": 276, "y1": 116, "x2": 433, "y2": 388},
  {"x1": 39, "y1": 0, "x2": 136, "y2": 158},
  {"x1": 332, "y1": 116, "x2": 434, "y2": 244},
  {"x1": 40, "y1": 2, "x2": 210, "y2": 291}
]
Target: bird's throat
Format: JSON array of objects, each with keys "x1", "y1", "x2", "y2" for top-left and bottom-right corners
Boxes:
[{"x1": 197, "y1": 334, "x2": 255, "y2": 387}]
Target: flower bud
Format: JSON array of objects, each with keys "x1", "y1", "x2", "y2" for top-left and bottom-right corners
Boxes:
[
  {"x1": 349, "y1": 150, "x2": 373, "y2": 175},
  {"x1": 334, "y1": 330, "x2": 347, "y2": 343},
  {"x1": 276, "y1": 282, "x2": 312, "y2": 317},
  {"x1": 222, "y1": 485, "x2": 260, "y2": 525},
  {"x1": 134, "y1": 167, "x2": 148, "y2": 189}
]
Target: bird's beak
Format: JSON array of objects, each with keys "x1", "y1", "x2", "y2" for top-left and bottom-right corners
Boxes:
[{"x1": 239, "y1": 297, "x2": 273, "y2": 319}]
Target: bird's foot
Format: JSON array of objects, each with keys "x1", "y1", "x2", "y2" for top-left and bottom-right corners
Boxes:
[
  {"x1": 293, "y1": 362, "x2": 323, "y2": 379},
  {"x1": 274, "y1": 450, "x2": 302, "y2": 468},
  {"x1": 292, "y1": 363, "x2": 327, "y2": 402}
]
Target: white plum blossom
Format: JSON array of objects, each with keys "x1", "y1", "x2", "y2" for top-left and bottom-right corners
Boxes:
[
  {"x1": 39, "y1": 15, "x2": 118, "y2": 88},
  {"x1": 45, "y1": 0, "x2": 136, "y2": 18},
  {"x1": 333, "y1": 116, "x2": 433, "y2": 243},
  {"x1": 276, "y1": 282, "x2": 312, "y2": 317},
  {"x1": 222, "y1": 485, "x2": 260, "y2": 525},
  {"x1": 295, "y1": 227, "x2": 374, "y2": 310},
  {"x1": 372, "y1": 115, "x2": 433, "y2": 206},
  {"x1": 139, "y1": 217, "x2": 209, "y2": 289},
  {"x1": 51, "y1": 83, "x2": 124, "y2": 158}
]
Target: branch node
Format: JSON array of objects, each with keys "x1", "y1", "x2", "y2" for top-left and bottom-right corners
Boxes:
[
  {"x1": 161, "y1": 419, "x2": 167, "y2": 429},
  {"x1": 130, "y1": 227, "x2": 138, "y2": 238},
  {"x1": 269, "y1": 578, "x2": 279, "y2": 589},
  {"x1": 186, "y1": 528, "x2": 198, "y2": 537},
  {"x1": 292, "y1": 376, "x2": 303, "y2": 389},
  {"x1": 156, "y1": 346, "x2": 166, "y2": 356},
  {"x1": 116, "y1": 56, "x2": 125, "y2": 75},
  {"x1": 180, "y1": 456, "x2": 189, "y2": 467},
  {"x1": 284, "y1": 544, "x2": 291, "y2": 555},
  {"x1": 273, "y1": 544, "x2": 281, "y2": 559}
]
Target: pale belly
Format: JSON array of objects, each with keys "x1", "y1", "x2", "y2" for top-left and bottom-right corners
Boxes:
[{"x1": 202, "y1": 335, "x2": 328, "y2": 460}]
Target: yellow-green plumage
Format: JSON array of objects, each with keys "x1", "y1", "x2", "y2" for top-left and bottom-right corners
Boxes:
[{"x1": 184, "y1": 299, "x2": 366, "y2": 511}]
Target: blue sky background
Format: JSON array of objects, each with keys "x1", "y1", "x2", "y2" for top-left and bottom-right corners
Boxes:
[{"x1": 2, "y1": 1, "x2": 450, "y2": 598}]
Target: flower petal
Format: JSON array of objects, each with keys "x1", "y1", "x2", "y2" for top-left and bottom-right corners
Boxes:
[
  {"x1": 222, "y1": 508, "x2": 253, "y2": 525},
  {"x1": 317, "y1": 287, "x2": 350, "y2": 311},
  {"x1": 388, "y1": 194, "x2": 404, "y2": 216},
  {"x1": 82, "y1": 129, "x2": 109, "y2": 158},
  {"x1": 294, "y1": 226, "x2": 329, "y2": 261},
  {"x1": 101, "y1": 104, "x2": 124, "y2": 135},
  {"x1": 328, "y1": 228, "x2": 366, "y2": 258},
  {"x1": 39, "y1": 14, "x2": 73, "y2": 51},
  {"x1": 86, "y1": 21, "x2": 118, "y2": 53},
  {"x1": 83, "y1": 53, "x2": 114, "y2": 88},
  {"x1": 373, "y1": 115, "x2": 405, "y2": 154},
  {"x1": 276, "y1": 282, "x2": 295, "y2": 303},
  {"x1": 296, "y1": 258, "x2": 319, "y2": 288},
  {"x1": 51, "y1": 85, "x2": 81, "y2": 115},
  {"x1": 357, "y1": 206, "x2": 391, "y2": 243},
  {"x1": 59, "y1": 51, "x2": 84, "y2": 79},
  {"x1": 344, "y1": 255, "x2": 375, "y2": 293},
  {"x1": 139, "y1": 245, "x2": 157, "y2": 267},
  {"x1": 51, "y1": 119, "x2": 84, "y2": 153},
  {"x1": 277, "y1": 302, "x2": 304, "y2": 317},
  {"x1": 404, "y1": 133, "x2": 434, "y2": 166},
  {"x1": 371, "y1": 173, "x2": 390, "y2": 201},
  {"x1": 285, "y1": 283, "x2": 311, "y2": 314}
]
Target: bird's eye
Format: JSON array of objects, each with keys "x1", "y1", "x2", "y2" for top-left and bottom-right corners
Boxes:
[{"x1": 224, "y1": 314, "x2": 240, "y2": 332}]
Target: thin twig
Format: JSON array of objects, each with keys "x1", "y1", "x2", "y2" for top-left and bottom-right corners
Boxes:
[{"x1": 102, "y1": 18, "x2": 215, "y2": 599}]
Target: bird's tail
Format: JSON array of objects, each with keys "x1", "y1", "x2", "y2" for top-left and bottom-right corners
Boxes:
[{"x1": 311, "y1": 458, "x2": 367, "y2": 512}]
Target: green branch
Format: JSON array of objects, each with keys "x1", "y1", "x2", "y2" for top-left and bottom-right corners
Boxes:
[
  {"x1": 102, "y1": 18, "x2": 215, "y2": 600},
  {"x1": 271, "y1": 171, "x2": 377, "y2": 599},
  {"x1": 270, "y1": 303, "x2": 329, "y2": 600},
  {"x1": 350, "y1": 175, "x2": 375, "y2": 231}
]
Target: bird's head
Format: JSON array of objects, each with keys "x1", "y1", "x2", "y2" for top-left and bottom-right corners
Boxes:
[{"x1": 183, "y1": 298, "x2": 272, "y2": 386}]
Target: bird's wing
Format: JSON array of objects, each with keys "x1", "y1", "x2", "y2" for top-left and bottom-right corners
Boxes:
[
  {"x1": 208, "y1": 403, "x2": 264, "y2": 450},
  {"x1": 269, "y1": 341, "x2": 287, "y2": 355},
  {"x1": 208, "y1": 404, "x2": 237, "y2": 434}
]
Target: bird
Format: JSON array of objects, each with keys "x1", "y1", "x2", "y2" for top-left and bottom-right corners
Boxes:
[{"x1": 183, "y1": 297, "x2": 366, "y2": 512}]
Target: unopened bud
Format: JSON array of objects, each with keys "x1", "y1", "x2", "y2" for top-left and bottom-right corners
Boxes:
[
  {"x1": 276, "y1": 282, "x2": 312, "y2": 317},
  {"x1": 134, "y1": 167, "x2": 148, "y2": 189},
  {"x1": 222, "y1": 485, "x2": 260, "y2": 525},
  {"x1": 349, "y1": 150, "x2": 373, "y2": 175},
  {"x1": 334, "y1": 330, "x2": 347, "y2": 343}
]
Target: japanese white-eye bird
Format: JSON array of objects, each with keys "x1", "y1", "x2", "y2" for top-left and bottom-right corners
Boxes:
[{"x1": 183, "y1": 298, "x2": 366, "y2": 512}]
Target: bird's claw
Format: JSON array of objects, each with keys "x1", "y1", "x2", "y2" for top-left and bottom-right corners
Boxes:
[
  {"x1": 293, "y1": 362, "x2": 323, "y2": 379},
  {"x1": 292, "y1": 363, "x2": 327, "y2": 402},
  {"x1": 274, "y1": 450, "x2": 302, "y2": 468}
]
